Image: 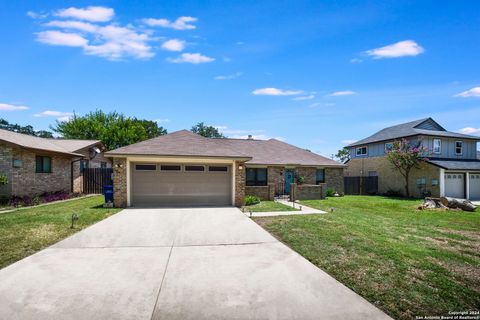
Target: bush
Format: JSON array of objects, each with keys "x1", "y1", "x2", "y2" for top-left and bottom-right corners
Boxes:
[
  {"x1": 245, "y1": 195, "x2": 261, "y2": 206},
  {"x1": 326, "y1": 188, "x2": 335, "y2": 197},
  {"x1": 384, "y1": 189, "x2": 404, "y2": 198},
  {"x1": 9, "y1": 191, "x2": 82, "y2": 208},
  {"x1": 296, "y1": 176, "x2": 305, "y2": 185},
  {"x1": 0, "y1": 173, "x2": 8, "y2": 185}
]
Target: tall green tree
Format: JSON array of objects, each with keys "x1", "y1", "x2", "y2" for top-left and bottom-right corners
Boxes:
[
  {"x1": 0, "y1": 118, "x2": 54, "y2": 138},
  {"x1": 52, "y1": 110, "x2": 167, "y2": 150},
  {"x1": 386, "y1": 139, "x2": 429, "y2": 197},
  {"x1": 191, "y1": 122, "x2": 225, "y2": 138},
  {"x1": 335, "y1": 148, "x2": 351, "y2": 163}
]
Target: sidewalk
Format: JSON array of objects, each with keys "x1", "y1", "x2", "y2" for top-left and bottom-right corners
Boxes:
[{"x1": 244, "y1": 199, "x2": 326, "y2": 217}]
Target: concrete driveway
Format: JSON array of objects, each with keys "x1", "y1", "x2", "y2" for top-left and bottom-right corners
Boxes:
[{"x1": 0, "y1": 207, "x2": 391, "y2": 320}]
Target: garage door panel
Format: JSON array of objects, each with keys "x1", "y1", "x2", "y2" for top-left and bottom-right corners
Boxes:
[
  {"x1": 131, "y1": 163, "x2": 232, "y2": 206},
  {"x1": 469, "y1": 173, "x2": 480, "y2": 201},
  {"x1": 444, "y1": 173, "x2": 465, "y2": 199}
]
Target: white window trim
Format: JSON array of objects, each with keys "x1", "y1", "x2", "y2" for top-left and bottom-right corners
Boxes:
[
  {"x1": 455, "y1": 141, "x2": 463, "y2": 155},
  {"x1": 356, "y1": 146, "x2": 368, "y2": 156},
  {"x1": 433, "y1": 138, "x2": 441, "y2": 154}
]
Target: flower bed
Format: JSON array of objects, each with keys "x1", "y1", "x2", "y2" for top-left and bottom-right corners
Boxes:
[{"x1": 9, "y1": 191, "x2": 83, "y2": 208}]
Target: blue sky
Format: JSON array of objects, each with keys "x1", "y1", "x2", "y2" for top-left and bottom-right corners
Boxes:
[{"x1": 1, "y1": 0, "x2": 479, "y2": 157}]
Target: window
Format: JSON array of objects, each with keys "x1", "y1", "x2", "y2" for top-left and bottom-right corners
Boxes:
[
  {"x1": 246, "y1": 168, "x2": 267, "y2": 186},
  {"x1": 433, "y1": 139, "x2": 441, "y2": 154},
  {"x1": 35, "y1": 156, "x2": 51, "y2": 173},
  {"x1": 455, "y1": 141, "x2": 463, "y2": 155},
  {"x1": 80, "y1": 160, "x2": 89, "y2": 172},
  {"x1": 136, "y1": 164, "x2": 157, "y2": 171},
  {"x1": 356, "y1": 146, "x2": 367, "y2": 156},
  {"x1": 384, "y1": 142, "x2": 393, "y2": 153},
  {"x1": 316, "y1": 169, "x2": 325, "y2": 184},
  {"x1": 208, "y1": 166, "x2": 228, "y2": 172},
  {"x1": 185, "y1": 165, "x2": 205, "y2": 172},
  {"x1": 100, "y1": 162, "x2": 107, "y2": 168},
  {"x1": 160, "y1": 165, "x2": 181, "y2": 171}
]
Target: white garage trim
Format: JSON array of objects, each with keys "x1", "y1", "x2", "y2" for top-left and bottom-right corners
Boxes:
[
  {"x1": 441, "y1": 170, "x2": 480, "y2": 200},
  {"x1": 439, "y1": 168, "x2": 445, "y2": 197}
]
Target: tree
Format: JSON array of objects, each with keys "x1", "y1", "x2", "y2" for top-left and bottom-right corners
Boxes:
[
  {"x1": 335, "y1": 148, "x2": 350, "y2": 163},
  {"x1": 386, "y1": 139, "x2": 429, "y2": 197},
  {"x1": 52, "y1": 110, "x2": 167, "y2": 150},
  {"x1": 191, "y1": 122, "x2": 225, "y2": 138},
  {"x1": 0, "y1": 118, "x2": 54, "y2": 138}
]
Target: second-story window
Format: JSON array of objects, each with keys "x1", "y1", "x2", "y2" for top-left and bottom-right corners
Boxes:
[
  {"x1": 455, "y1": 141, "x2": 463, "y2": 155},
  {"x1": 433, "y1": 139, "x2": 441, "y2": 154},
  {"x1": 385, "y1": 142, "x2": 393, "y2": 153},
  {"x1": 356, "y1": 146, "x2": 368, "y2": 156}
]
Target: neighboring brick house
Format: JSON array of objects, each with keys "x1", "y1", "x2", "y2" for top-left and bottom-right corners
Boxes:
[
  {"x1": 105, "y1": 130, "x2": 345, "y2": 207},
  {"x1": 0, "y1": 129, "x2": 111, "y2": 198},
  {"x1": 345, "y1": 118, "x2": 480, "y2": 200}
]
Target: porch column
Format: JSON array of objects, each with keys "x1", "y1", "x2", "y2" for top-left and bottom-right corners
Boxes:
[{"x1": 439, "y1": 168, "x2": 445, "y2": 197}]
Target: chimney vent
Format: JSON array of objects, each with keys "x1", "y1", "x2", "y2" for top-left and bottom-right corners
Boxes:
[{"x1": 247, "y1": 135, "x2": 253, "y2": 140}]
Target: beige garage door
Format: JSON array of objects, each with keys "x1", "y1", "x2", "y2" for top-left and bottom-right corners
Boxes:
[
  {"x1": 131, "y1": 163, "x2": 232, "y2": 206},
  {"x1": 469, "y1": 173, "x2": 480, "y2": 201}
]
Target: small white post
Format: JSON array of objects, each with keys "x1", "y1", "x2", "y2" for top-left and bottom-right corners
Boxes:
[
  {"x1": 466, "y1": 172, "x2": 470, "y2": 200},
  {"x1": 439, "y1": 168, "x2": 445, "y2": 197}
]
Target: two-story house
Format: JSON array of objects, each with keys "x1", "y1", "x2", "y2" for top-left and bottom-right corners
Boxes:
[{"x1": 345, "y1": 118, "x2": 480, "y2": 200}]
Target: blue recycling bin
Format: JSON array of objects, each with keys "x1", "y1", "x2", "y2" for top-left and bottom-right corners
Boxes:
[{"x1": 103, "y1": 185, "x2": 114, "y2": 203}]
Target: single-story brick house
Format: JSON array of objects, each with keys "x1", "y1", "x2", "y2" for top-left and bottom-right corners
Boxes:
[
  {"x1": 0, "y1": 129, "x2": 110, "y2": 198},
  {"x1": 105, "y1": 130, "x2": 345, "y2": 207}
]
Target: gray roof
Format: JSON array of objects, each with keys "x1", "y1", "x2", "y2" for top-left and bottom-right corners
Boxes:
[
  {"x1": 427, "y1": 159, "x2": 480, "y2": 170},
  {"x1": 0, "y1": 128, "x2": 101, "y2": 156},
  {"x1": 107, "y1": 130, "x2": 344, "y2": 167},
  {"x1": 348, "y1": 118, "x2": 479, "y2": 147},
  {"x1": 478, "y1": 151, "x2": 480, "y2": 160}
]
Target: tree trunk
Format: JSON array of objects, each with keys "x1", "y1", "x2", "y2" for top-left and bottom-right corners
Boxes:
[
  {"x1": 440, "y1": 197, "x2": 477, "y2": 212},
  {"x1": 404, "y1": 171, "x2": 410, "y2": 198}
]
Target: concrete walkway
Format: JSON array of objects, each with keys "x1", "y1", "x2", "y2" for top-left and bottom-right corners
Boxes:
[
  {"x1": 244, "y1": 199, "x2": 326, "y2": 217},
  {"x1": 0, "y1": 207, "x2": 390, "y2": 320}
]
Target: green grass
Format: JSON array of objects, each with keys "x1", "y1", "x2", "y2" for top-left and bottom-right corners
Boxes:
[
  {"x1": 244, "y1": 200, "x2": 299, "y2": 212},
  {"x1": 254, "y1": 196, "x2": 480, "y2": 320},
  {"x1": 0, "y1": 195, "x2": 121, "y2": 269}
]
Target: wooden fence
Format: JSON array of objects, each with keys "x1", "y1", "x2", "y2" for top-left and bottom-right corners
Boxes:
[
  {"x1": 82, "y1": 168, "x2": 113, "y2": 194},
  {"x1": 344, "y1": 176, "x2": 378, "y2": 195}
]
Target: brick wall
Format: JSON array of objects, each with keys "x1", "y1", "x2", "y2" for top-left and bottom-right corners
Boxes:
[
  {"x1": 0, "y1": 144, "x2": 13, "y2": 198},
  {"x1": 234, "y1": 161, "x2": 246, "y2": 206},
  {"x1": 295, "y1": 167, "x2": 316, "y2": 184},
  {"x1": 113, "y1": 158, "x2": 127, "y2": 207},
  {"x1": 346, "y1": 156, "x2": 440, "y2": 197},
  {"x1": 291, "y1": 183, "x2": 325, "y2": 200},
  {"x1": 245, "y1": 186, "x2": 271, "y2": 200},
  {"x1": 10, "y1": 147, "x2": 71, "y2": 196},
  {"x1": 325, "y1": 167, "x2": 345, "y2": 194}
]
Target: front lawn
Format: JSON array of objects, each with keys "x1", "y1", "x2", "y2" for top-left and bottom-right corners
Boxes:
[
  {"x1": 254, "y1": 196, "x2": 480, "y2": 320},
  {"x1": 0, "y1": 195, "x2": 120, "y2": 269},
  {"x1": 244, "y1": 200, "x2": 299, "y2": 212}
]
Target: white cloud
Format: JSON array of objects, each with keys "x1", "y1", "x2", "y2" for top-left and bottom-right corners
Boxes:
[
  {"x1": 167, "y1": 53, "x2": 214, "y2": 64},
  {"x1": 143, "y1": 16, "x2": 197, "y2": 30},
  {"x1": 39, "y1": 21, "x2": 154, "y2": 60},
  {"x1": 34, "y1": 110, "x2": 73, "y2": 119},
  {"x1": 161, "y1": 39, "x2": 186, "y2": 52},
  {"x1": 458, "y1": 127, "x2": 480, "y2": 136},
  {"x1": 27, "y1": 11, "x2": 48, "y2": 19},
  {"x1": 55, "y1": 6, "x2": 114, "y2": 22},
  {"x1": 0, "y1": 103, "x2": 29, "y2": 111},
  {"x1": 329, "y1": 90, "x2": 356, "y2": 96},
  {"x1": 214, "y1": 72, "x2": 243, "y2": 80},
  {"x1": 236, "y1": 41, "x2": 245, "y2": 45},
  {"x1": 252, "y1": 88, "x2": 303, "y2": 96},
  {"x1": 292, "y1": 94, "x2": 315, "y2": 101},
  {"x1": 342, "y1": 139, "x2": 357, "y2": 144},
  {"x1": 154, "y1": 119, "x2": 170, "y2": 123},
  {"x1": 349, "y1": 58, "x2": 363, "y2": 64},
  {"x1": 455, "y1": 87, "x2": 480, "y2": 98},
  {"x1": 309, "y1": 102, "x2": 335, "y2": 108},
  {"x1": 36, "y1": 30, "x2": 88, "y2": 47},
  {"x1": 365, "y1": 40, "x2": 424, "y2": 59}
]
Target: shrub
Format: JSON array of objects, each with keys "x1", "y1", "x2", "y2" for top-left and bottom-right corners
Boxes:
[
  {"x1": 0, "y1": 173, "x2": 8, "y2": 185},
  {"x1": 245, "y1": 195, "x2": 261, "y2": 206},
  {"x1": 9, "y1": 191, "x2": 82, "y2": 208},
  {"x1": 384, "y1": 189, "x2": 404, "y2": 198},
  {"x1": 296, "y1": 176, "x2": 305, "y2": 185},
  {"x1": 326, "y1": 188, "x2": 335, "y2": 197}
]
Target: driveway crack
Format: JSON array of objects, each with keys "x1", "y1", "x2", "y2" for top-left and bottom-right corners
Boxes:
[{"x1": 149, "y1": 240, "x2": 174, "y2": 320}]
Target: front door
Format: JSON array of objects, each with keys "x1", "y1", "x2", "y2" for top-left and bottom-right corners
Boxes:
[{"x1": 284, "y1": 169, "x2": 295, "y2": 194}]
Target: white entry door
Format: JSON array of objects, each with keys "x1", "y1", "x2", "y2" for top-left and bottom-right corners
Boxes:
[
  {"x1": 444, "y1": 173, "x2": 465, "y2": 199},
  {"x1": 469, "y1": 173, "x2": 480, "y2": 201}
]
